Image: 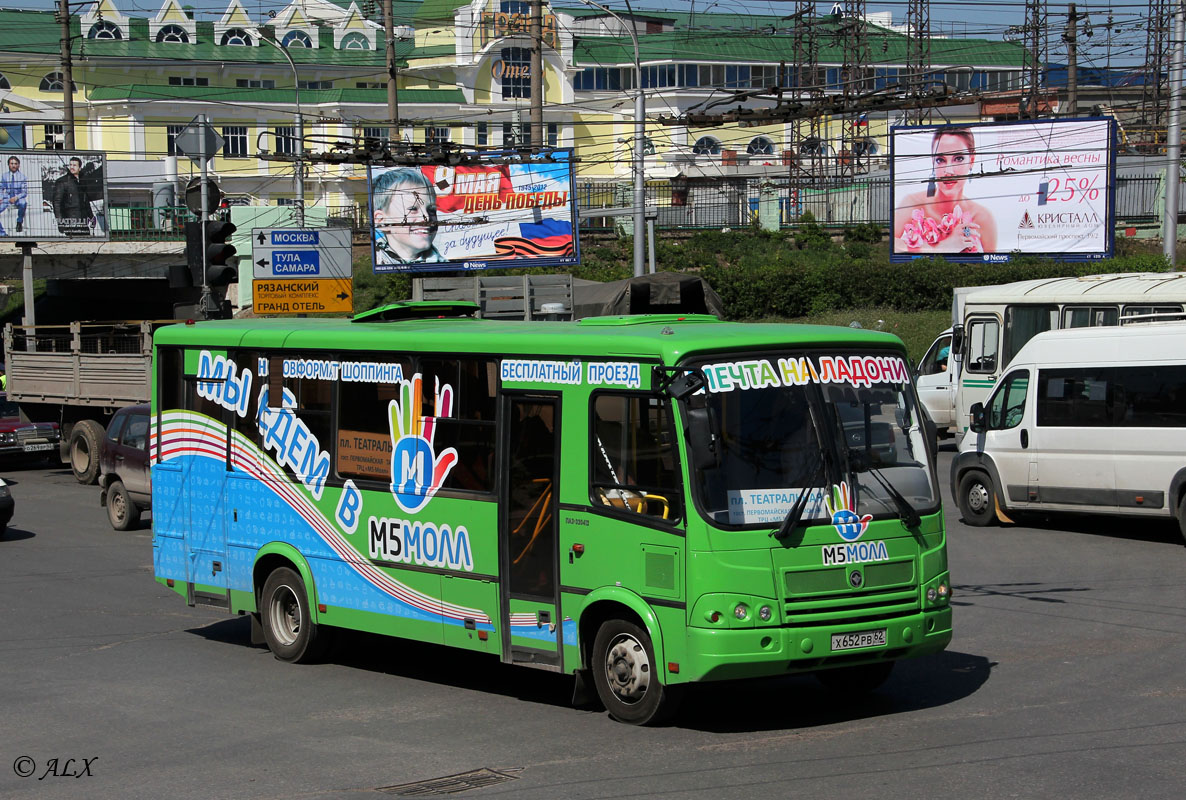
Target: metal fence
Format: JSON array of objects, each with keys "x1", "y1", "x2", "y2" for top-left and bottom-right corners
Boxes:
[
  {"x1": 103, "y1": 174, "x2": 1168, "y2": 241},
  {"x1": 107, "y1": 205, "x2": 201, "y2": 241}
]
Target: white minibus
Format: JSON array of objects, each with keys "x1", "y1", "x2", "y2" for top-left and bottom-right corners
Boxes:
[
  {"x1": 950, "y1": 322, "x2": 1186, "y2": 540},
  {"x1": 916, "y1": 272, "x2": 1186, "y2": 442}
]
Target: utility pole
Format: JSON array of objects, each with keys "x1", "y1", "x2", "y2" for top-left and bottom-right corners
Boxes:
[
  {"x1": 788, "y1": 3, "x2": 822, "y2": 189},
  {"x1": 1064, "y1": 3, "x2": 1079, "y2": 116},
  {"x1": 199, "y1": 112, "x2": 212, "y2": 318},
  {"x1": 58, "y1": 0, "x2": 76, "y2": 148},
  {"x1": 839, "y1": 0, "x2": 869, "y2": 179},
  {"x1": 530, "y1": 0, "x2": 544, "y2": 149},
  {"x1": 1162, "y1": 1, "x2": 1183, "y2": 266},
  {"x1": 1021, "y1": 0, "x2": 1046, "y2": 119},
  {"x1": 384, "y1": 0, "x2": 399, "y2": 141},
  {"x1": 905, "y1": 0, "x2": 932, "y2": 125},
  {"x1": 1144, "y1": 0, "x2": 1171, "y2": 150}
]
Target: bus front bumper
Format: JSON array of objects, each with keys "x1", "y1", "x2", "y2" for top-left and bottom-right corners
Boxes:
[{"x1": 677, "y1": 607, "x2": 952, "y2": 684}]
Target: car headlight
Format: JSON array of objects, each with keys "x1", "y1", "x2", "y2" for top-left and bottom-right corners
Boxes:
[{"x1": 0, "y1": 485, "x2": 10, "y2": 498}]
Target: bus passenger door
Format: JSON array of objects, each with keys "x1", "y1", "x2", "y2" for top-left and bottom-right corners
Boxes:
[{"x1": 499, "y1": 395, "x2": 562, "y2": 669}]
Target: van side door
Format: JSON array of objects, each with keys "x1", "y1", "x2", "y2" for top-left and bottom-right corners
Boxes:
[
  {"x1": 980, "y1": 368, "x2": 1035, "y2": 507},
  {"x1": 958, "y1": 316, "x2": 1000, "y2": 438}
]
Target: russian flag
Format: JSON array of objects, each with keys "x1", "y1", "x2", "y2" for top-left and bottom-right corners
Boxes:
[{"x1": 492, "y1": 218, "x2": 574, "y2": 259}]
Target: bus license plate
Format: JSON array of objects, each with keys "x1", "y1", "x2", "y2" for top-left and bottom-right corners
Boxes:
[
  {"x1": 22, "y1": 443, "x2": 53, "y2": 452},
  {"x1": 831, "y1": 629, "x2": 887, "y2": 651}
]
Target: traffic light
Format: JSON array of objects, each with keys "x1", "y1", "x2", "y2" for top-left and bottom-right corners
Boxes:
[
  {"x1": 205, "y1": 220, "x2": 238, "y2": 287},
  {"x1": 184, "y1": 220, "x2": 238, "y2": 288}
]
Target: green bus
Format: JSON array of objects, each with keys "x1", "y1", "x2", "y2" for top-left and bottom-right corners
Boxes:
[{"x1": 152, "y1": 302, "x2": 951, "y2": 724}]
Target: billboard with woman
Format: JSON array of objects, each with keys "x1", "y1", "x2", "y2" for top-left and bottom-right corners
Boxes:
[{"x1": 890, "y1": 119, "x2": 1114, "y2": 263}]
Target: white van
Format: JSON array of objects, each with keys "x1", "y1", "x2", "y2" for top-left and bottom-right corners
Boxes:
[
  {"x1": 918, "y1": 273, "x2": 1186, "y2": 442},
  {"x1": 950, "y1": 322, "x2": 1186, "y2": 540}
]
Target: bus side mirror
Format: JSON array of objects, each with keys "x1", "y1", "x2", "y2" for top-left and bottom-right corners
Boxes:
[
  {"x1": 951, "y1": 325, "x2": 965, "y2": 363},
  {"x1": 684, "y1": 405, "x2": 721, "y2": 469},
  {"x1": 969, "y1": 402, "x2": 987, "y2": 434}
]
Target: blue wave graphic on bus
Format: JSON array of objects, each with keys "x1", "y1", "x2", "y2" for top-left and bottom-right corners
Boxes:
[{"x1": 388, "y1": 373, "x2": 458, "y2": 513}]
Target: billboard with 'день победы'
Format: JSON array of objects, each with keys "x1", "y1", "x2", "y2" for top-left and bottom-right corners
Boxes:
[
  {"x1": 890, "y1": 118, "x2": 1115, "y2": 263},
  {"x1": 368, "y1": 150, "x2": 579, "y2": 273},
  {"x1": 0, "y1": 150, "x2": 109, "y2": 242}
]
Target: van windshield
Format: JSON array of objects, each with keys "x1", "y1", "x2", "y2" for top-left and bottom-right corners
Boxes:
[{"x1": 680, "y1": 351, "x2": 939, "y2": 529}]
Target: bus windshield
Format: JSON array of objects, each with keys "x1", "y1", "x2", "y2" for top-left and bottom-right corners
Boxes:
[{"x1": 681, "y1": 351, "x2": 939, "y2": 529}]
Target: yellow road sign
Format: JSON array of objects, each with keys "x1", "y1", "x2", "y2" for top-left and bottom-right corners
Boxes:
[{"x1": 253, "y1": 279, "x2": 353, "y2": 315}]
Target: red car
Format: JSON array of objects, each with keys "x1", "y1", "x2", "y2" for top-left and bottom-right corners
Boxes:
[
  {"x1": 0, "y1": 392, "x2": 61, "y2": 462},
  {"x1": 99, "y1": 404, "x2": 151, "y2": 530}
]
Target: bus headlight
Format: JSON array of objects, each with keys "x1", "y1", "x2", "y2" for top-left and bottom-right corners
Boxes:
[
  {"x1": 926, "y1": 579, "x2": 951, "y2": 605},
  {"x1": 758, "y1": 605, "x2": 773, "y2": 621},
  {"x1": 733, "y1": 603, "x2": 749, "y2": 620}
]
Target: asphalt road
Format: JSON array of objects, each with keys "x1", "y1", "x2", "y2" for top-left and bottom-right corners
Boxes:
[{"x1": 2, "y1": 449, "x2": 1185, "y2": 800}]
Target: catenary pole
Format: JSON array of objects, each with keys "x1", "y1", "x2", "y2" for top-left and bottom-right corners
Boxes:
[{"x1": 1163, "y1": 1, "x2": 1184, "y2": 266}]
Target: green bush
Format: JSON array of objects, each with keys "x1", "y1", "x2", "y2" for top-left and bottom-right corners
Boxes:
[
  {"x1": 700, "y1": 240, "x2": 1171, "y2": 319},
  {"x1": 348, "y1": 226, "x2": 1174, "y2": 319}
]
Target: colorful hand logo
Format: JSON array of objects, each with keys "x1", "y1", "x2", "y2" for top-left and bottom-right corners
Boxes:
[
  {"x1": 389, "y1": 373, "x2": 458, "y2": 513},
  {"x1": 825, "y1": 482, "x2": 872, "y2": 542}
]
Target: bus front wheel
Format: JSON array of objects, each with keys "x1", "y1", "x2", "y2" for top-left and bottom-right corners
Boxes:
[
  {"x1": 260, "y1": 567, "x2": 330, "y2": 664},
  {"x1": 591, "y1": 619, "x2": 682, "y2": 725}
]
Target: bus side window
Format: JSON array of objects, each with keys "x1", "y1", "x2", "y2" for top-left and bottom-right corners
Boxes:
[
  {"x1": 335, "y1": 354, "x2": 413, "y2": 484},
  {"x1": 590, "y1": 393, "x2": 683, "y2": 522},
  {"x1": 285, "y1": 371, "x2": 333, "y2": 473},
  {"x1": 965, "y1": 318, "x2": 1000, "y2": 374},
  {"x1": 1003, "y1": 305, "x2": 1056, "y2": 366},
  {"x1": 419, "y1": 357, "x2": 497, "y2": 493}
]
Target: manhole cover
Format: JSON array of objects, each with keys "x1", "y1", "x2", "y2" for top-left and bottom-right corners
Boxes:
[{"x1": 378, "y1": 767, "x2": 523, "y2": 796}]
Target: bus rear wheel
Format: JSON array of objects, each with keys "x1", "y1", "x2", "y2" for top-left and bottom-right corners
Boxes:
[
  {"x1": 591, "y1": 619, "x2": 682, "y2": 725},
  {"x1": 260, "y1": 567, "x2": 330, "y2": 664}
]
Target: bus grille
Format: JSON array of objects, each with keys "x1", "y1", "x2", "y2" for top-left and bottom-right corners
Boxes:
[{"x1": 783, "y1": 559, "x2": 919, "y2": 626}]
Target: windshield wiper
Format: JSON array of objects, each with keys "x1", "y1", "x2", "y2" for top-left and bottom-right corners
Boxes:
[
  {"x1": 828, "y1": 404, "x2": 859, "y2": 506},
  {"x1": 866, "y1": 466, "x2": 922, "y2": 529},
  {"x1": 772, "y1": 465, "x2": 823, "y2": 541}
]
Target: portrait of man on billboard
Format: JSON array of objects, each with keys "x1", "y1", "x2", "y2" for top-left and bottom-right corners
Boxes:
[
  {"x1": 0, "y1": 155, "x2": 27, "y2": 235},
  {"x1": 49, "y1": 156, "x2": 96, "y2": 237},
  {"x1": 372, "y1": 167, "x2": 446, "y2": 266},
  {"x1": 893, "y1": 127, "x2": 998, "y2": 255}
]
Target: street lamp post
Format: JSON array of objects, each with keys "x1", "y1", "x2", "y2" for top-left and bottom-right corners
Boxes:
[
  {"x1": 251, "y1": 29, "x2": 304, "y2": 226},
  {"x1": 581, "y1": 0, "x2": 645, "y2": 277}
]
